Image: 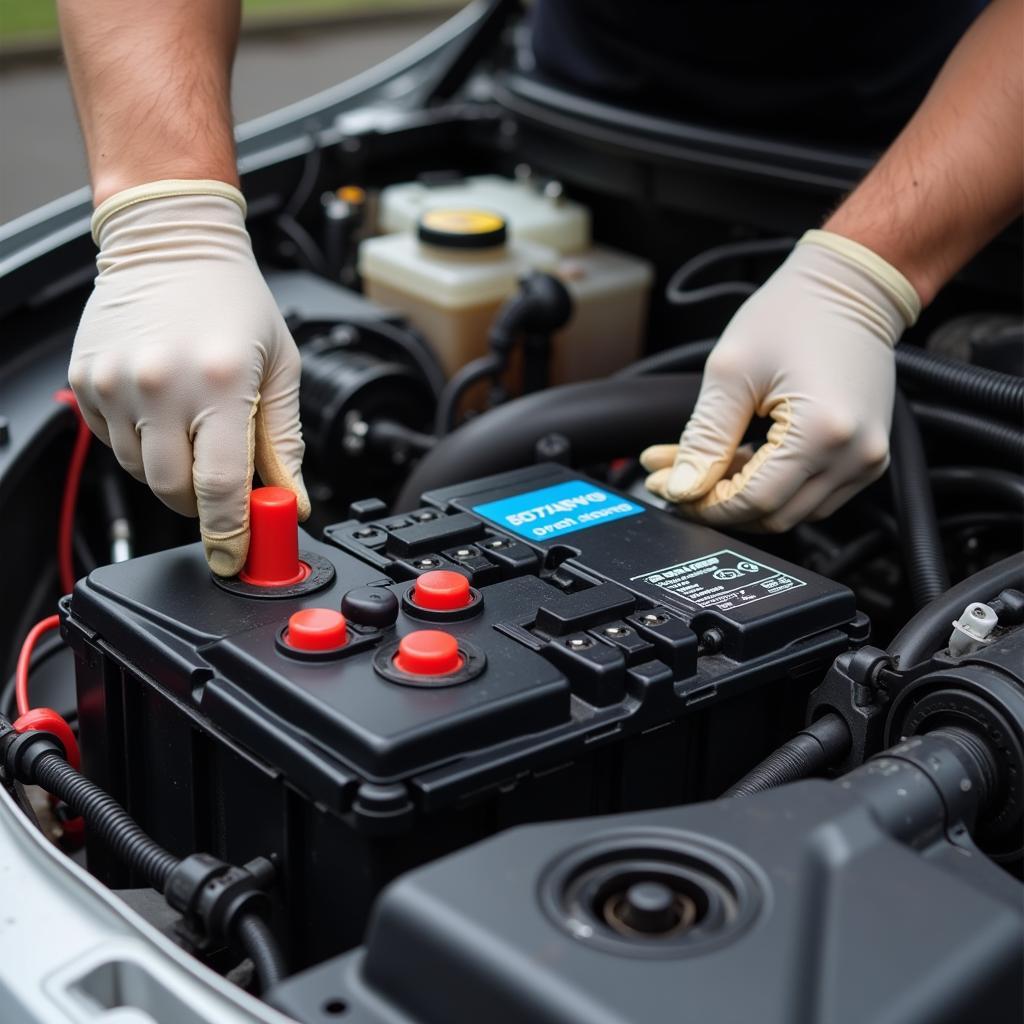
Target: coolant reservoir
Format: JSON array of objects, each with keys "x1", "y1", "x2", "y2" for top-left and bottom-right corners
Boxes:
[
  {"x1": 360, "y1": 209, "x2": 556, "y2": 377},
  {"x1": 379, "y1": 174, "x2": 591, "y2": 254},
  {"x1": 553, "y1": 246, "x2": 653, "y2": 382},
  {"x1": 361, "y1": 206, "x2": 653, "y2": 385}
]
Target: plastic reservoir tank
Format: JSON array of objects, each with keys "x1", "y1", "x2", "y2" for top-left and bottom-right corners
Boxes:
[{"x1": 359, "y1": 175, "x2": 652, "y2": 383}]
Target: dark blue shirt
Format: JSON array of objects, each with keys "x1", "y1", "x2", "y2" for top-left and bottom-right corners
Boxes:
[{"x1": 530, "y1": 1, "x2": 987, "y2": 147}]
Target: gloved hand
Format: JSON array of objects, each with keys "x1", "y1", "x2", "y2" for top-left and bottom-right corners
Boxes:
[
  {"x1": 68, "y1": 180, "x2": 310, "y2": 576},
  {"x1": 642, "y1": 229, "x2": 920, "y2": 531}
]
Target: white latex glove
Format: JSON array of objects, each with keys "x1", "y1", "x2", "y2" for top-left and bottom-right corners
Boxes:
[
  {"x1": 69, "y1": 180, "x2": 310, "y2": 576},
  {"x1": 642, "y1": 229, "x2": 921, "y2": 531}
]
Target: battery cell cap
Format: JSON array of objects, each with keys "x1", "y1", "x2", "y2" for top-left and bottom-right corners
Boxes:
[
  {"x1": 395, "y1": 630, "x2": 462, "y2": 675},
  {"x1": 239, "y1": 487, "x2": 310, "y2": 587},
  {"x1": 286, "y1": 609, "x2": 347, "y2": 651},
  {"x1": 412, "y1": 570, "x2": 471, "y2": 611}
]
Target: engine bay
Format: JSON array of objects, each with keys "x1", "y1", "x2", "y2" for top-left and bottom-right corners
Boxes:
[{"x1": 0, "y1": 6, "x2": 1022, "y2": 1021}]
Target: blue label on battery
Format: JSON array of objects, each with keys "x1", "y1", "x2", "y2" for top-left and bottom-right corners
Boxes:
[{"x1": 472, "y1": 480, "x2": 644, "y2": 541}]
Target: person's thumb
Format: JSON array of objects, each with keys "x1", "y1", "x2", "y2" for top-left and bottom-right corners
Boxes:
[
  {"x1": 254, "y1": 334, "x2": 310, "y2": 522},
  {"x1": 665, "y1": 358, "x2": 754, "y2": 502}
]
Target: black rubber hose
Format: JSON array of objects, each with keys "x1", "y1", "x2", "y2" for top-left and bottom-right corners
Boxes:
[
  {"x1": 32, "y1": 751, "x2": 180, "y2": 890},
  {"x1": 888, "y1": 551, "x2": 1024, "y2": 667},
  {"x1": 889, "y1": 391, "x2": 950, "y2": 608},
  {"x1": 395, "y1": 374, "x2": 702, "y2": 510},
  {"x1": 616, "y1": 338, "x2": 716, "y2": 377},
  {"x1": 895, "y1": 344, "x2": 1024, "y2": 423},
  {"x1": 931, "y1": 465, "x2": 1024, "y2": 508},
  {"x1": 723, "y1": 713, "x2": 851, "y2": 797},
  {"x1": 911, "y1": 403, "x2": 1024, "y2": 466},
  {"x1": 235, "y1": 913, "x2": 287, "y2": 993},
  {"x1": 624, "y1": 339, "x2": 1024, "y2": 426}
]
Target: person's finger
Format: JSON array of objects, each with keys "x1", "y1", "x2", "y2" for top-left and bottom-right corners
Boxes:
[
  {"x1": 746, "y1": 472, "x2": 839, "y2": 533},
  {"x1": 74, "y1": 398, "x2": 112, "y2": 448},
  {"x1": 192, "y1": 402, "x2": 257, "y2": 577},
  {"x1": 647, "y1": 445, "x2": 753, "y2": 501},
  {"x1": 805, "y1": 450, "x2": 890, "y2": 523},
  {"x1": 253, "y1": 328, "x2": 310, "y2": 521},
  {"x1": 683, "y1": 399, "x2": 812, "y2": 526},
  {"x1": 644, "y1": 467, "x2": 673, "y2": 496},
  {"x1": 639, "y1": 444, "x2": 679, "y2": 473},
  {"x1": 68, "y1": 357, "x2": 113, "y2": 447},
  {"x1": 665, "y1": 353, "x2": 756, "y2": 502},
  {"x1": 139, "y1": 424, "x2": 198, "y2": 517},
  {"x1": 107, "y1": 417, "x2": 146, "y2": 484}
]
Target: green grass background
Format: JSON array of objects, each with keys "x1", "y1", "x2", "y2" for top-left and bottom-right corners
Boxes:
[{"x1": 0, "y1": 0, "x2": 457, "y2": 43}]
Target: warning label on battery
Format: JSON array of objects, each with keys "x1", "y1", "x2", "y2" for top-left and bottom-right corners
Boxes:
[{"x1": 630, "y1": 549, "x2": 805, "y2": 612}]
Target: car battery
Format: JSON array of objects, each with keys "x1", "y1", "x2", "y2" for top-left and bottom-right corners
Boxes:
[{"x1": 65, "y1": 464, "x2": 864, "y2": 967}]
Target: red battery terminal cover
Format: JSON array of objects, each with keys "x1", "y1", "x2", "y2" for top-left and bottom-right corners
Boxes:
[
  {"x1": 395, "y1": 630, "x2": 464, "y2": 676},
  {"x1": 285, "y1": 609, "x2": 348, "y2": 652},
  {"x1": 412, "y1": 570, "x2": 472, "y2": 611},
  {"x1": 239, "y1": 486, "x2": 311, "y2": 587}
]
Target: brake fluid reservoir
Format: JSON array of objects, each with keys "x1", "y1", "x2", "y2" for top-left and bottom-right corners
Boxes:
[{"x1": 360, "y1": 209, "x2": 557, "y2": 376}]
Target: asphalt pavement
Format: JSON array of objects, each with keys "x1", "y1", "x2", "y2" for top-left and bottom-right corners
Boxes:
[{"x1": 0, "y1": 12, "x2": 448, "y2": 225}]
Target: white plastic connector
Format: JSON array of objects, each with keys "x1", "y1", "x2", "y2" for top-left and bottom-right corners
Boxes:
[{"x1": 948, "y1": 602, "x2": 999, "y2": 658}]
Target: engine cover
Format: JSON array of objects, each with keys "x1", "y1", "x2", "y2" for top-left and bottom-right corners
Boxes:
[{"x1": 65, "y1": 464, "x2": 861, "y2": 964}]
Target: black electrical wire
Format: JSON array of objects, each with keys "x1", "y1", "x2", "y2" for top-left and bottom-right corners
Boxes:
[
  {"x1": 911, "y1": 403, "x2": 1024, "y2": 466},
  {"x1": 274, "y1": 130, "x2": 331, "y2": 276},
  {"x1": 434, "y1": 352, "x2": 505, "y2": 436},
  {"x1": 235, "y1": 914, "x2": 287, "y2": 992},
  {"x1": 32, "y1": 750, "x2": 180, "y2": 890},
  {"x1": 889, "y1": 391, "x2": 951, "y2": 608},
  {"x1": 665, "y1": 237, "x2": 795, "y2": 306},
  {"x1": 275, "y1": 214, "x2": 330, "y2": 277},
  {"x1": 888, "y1": 552, "x2": 1024, "y2": 667},
  {"x1": 816, "y1": 465, "x2": 1023, "y2": 580},
  {"x1": 360, "y1": 319, "x2": 446, "y2": 400},
  {"x1": 366, "y1": 419, "x2": 436, "y2": 455},
  {"x1": 282, "y1": 128, "x2": 323, "y2": 219},
  {"x1": 819, "y1": 515, "x2": 1021, "y2": 582},
  {"x1": 722, "y1": 713, "x2": 851, "y2": 797},
  {"x1": 17, "y1": 745, "x2": 288, "y2": 992},
  {"x1": 818, "y1": 529, "x2": 890, "y2": 580}
]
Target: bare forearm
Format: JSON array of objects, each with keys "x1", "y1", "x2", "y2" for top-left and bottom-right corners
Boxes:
[
  {"x1": 58, "y1": 0, "x2": 241, "y2": 205},
  {"x1": 825, "y1": 0, "x2": 1023, "y2": 306}
]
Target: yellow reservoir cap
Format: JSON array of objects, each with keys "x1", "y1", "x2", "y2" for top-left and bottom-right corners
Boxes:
[
  {"x1": 417, "y1": 208, "x2": 508, "y2": 249},
  {"x1": 337, "y1": 185, "x2": 366, "y2": 205}
]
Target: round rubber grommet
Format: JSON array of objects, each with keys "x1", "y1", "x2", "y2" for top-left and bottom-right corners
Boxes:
[{"x1": 214, "y1": 551, "x2": 336, "y2": 600}]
